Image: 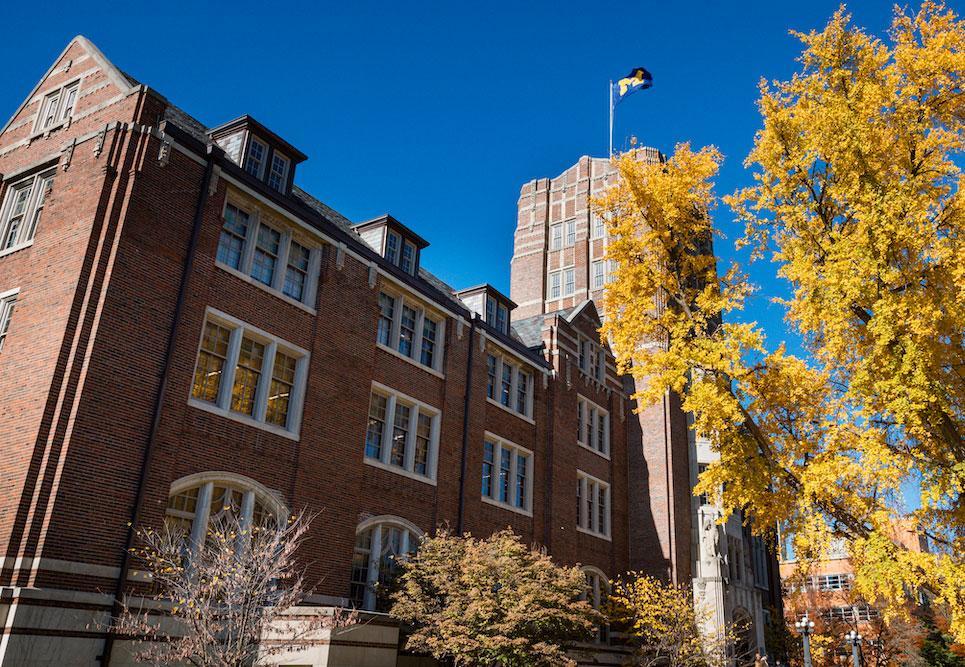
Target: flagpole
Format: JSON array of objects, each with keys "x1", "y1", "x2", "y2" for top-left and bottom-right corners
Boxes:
[{"x1": 608, "y1": 80, "x2": 614, "y2": 158}]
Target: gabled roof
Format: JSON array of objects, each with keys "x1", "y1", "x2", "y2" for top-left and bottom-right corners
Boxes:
[
  {"x1": 354, "y1": 214, "x2": 430, "y2": 249},
  {"x1": 0, "y1": 35, "x2": 137, "y2": 135},
  {"x1": 563, "y1": 299, "x2": 602, "y2": 326},
  {"x1": 208, "y1": 114, "x2": 308, "y2": 163}
]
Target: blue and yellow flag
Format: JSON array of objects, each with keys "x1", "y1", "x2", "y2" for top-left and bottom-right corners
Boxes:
[{"x1": 612, "y1": 67, "x2": 653, "y2": 105}]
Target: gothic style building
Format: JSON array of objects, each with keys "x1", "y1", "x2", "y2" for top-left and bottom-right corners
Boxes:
[{"x1": 0, "y1": 37, "x2": 779, "y2": 666}]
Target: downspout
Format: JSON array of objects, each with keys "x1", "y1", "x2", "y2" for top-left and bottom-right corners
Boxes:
[
  {"x1": 455, "y1": 317, "x2": 477, "y2": 534},
  {"x1": 99, "y1": 142, "x2": 216, "y2": 666}
]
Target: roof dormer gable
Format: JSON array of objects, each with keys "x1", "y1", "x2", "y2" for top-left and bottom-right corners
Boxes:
[
  {"x1": 354, "y1": 214, "x2": 428, "y2": 277},
  {"x1": 456, "y1": 284, "x2": 516, "y2": 335},
  {"x1": 208, "y1": 115, "x2": 306, "y2": 196}
]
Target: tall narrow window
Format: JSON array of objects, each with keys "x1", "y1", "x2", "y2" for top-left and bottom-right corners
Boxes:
[
  {"x1": 2, "y1": 184, "x2": 33, "y2": 250},
  {"x1": 499, "y1": 447, "x2": 511, "y2": 503},
  {"x1": 400, "y1": 241, "x2": 416, "y2": 274},
  {"x1": 250, "y1": 224, "x2": 280, "y2": 286},
  {"x1": 592, "y1": 216, "x2": 605, "y2": 239},
  {"x1": 565, "y1": 220, "x2": 576, "y2": 246},
  {"x1": 39, "y1": 91, "x2": 61, "y2": 130},
  {"x1": 267, "y1": 152, "x2": 290, "y2": 192},
  {"x1": 192, "y1": 321, "x2": 231, "y2": 403},
  {"x1": 218, "y1": 205, "x2": 249, "y2": 270},
  {"x1": 515, "y1": 453, "x2": 528, "y2": 508},
  {"x1": 366, "y1": 394, "x2": 388, "y2": 460},
  {"x1": 548, "y1": 271, "x2": 561, "y2": 299},
  {"x1": 420, "y1": 318, "x2": 437, "y2": 368},
  {"x1": 500, "y1": 363, "x2": 513, "y2": 407},
  {"x1": 496, "y1": 304, "x2": 508, "y2": 334},
  {"x1": 245, "y1": 138, "x2": 267, "y2": 179},
  {"x1": 486, "y1": 354, "x2": 497, "y2": 399},
  {"x1": 564, "y1": 268, "x2": 575, "y2": 296},
  {"x1": 482, "y1": 441, "x2": 494, "y2": 497},
  {"x1": 414, "y1": 414, "x2": 431, "y2": 475},
  {"x1": 283, "y1": 240, "x2": 310, "y2": 301},
  {"x1": 231, "y1": 336, "x2": 265, "y2": 416},
  {"x1": 485, "y1": 297, "x2": 496, "y2": 327},
  {"x1": 391, "y1": 403, "x2": 411, "y2": 467},
  {"x1": 60, "y1": 84, "x2": 79, "y2": 122},
  {"x1": 399, "y1": 305, "x2": 417, "y2": 357},
  {"x1": 266, "y1": 351, "x2": 296, "y2": 427},
  {"x1": 350, "y1": 519, "x2": 421, "y2": 611},
  {"x1": 516, "y1": 372, "x2": 529, "y2": 414},
  {"x1": 550, "y1": 223, "x2": 563, "y2": 250},
  {"x1": 0, "y1": 292, "x2": 17, "y2": 353},
  {"x1": 576, "y1": 472, "x2": 610, "y2": 538},
  {"x1": 385, "y1": 231, "x2": 401, "y2": 265},
  {"x1": 592, "y1": 261, "x2": 606, "y2": 289},
  {"x1": 377, "y1": 292, "x2": 395, "y2": 346}
]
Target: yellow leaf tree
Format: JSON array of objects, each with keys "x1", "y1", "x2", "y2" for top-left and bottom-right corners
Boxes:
[{"x1": 597, "y1": 1, "x2": 965, "y2": 641}]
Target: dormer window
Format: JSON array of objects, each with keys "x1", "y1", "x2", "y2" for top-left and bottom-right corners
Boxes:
[
  {"x1": 355, "y1": 215, "x2": 428, "y2": 277},
  {"x1": 209, "y1": 116, "x2": 307, "y2": 197},
  {"x1": 457, "y1": 285, "x2": 516, "y2": 335},
  {"x1": 244, "y1": 137, "x2": 268, "y2": 179},
  {"x1": 267, "y1": 152, "x2": 290, "y2": 193}
]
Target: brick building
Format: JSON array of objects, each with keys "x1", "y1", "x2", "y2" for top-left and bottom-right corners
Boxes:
[{"x1": 0, "y1": 36, "x2": 780, "y2": 666}]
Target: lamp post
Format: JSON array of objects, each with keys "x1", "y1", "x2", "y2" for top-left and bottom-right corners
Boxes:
[
  {"x1": 795, "y1": 614, "x2": 816, "y2": 667},
  {"x1": 846, "y1": 630, "x2": 863, "y2": 667}
]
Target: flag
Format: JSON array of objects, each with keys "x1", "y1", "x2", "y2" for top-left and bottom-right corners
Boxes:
[{"x1": 612, "y1": 67, "x2": 653, "y2": 106}]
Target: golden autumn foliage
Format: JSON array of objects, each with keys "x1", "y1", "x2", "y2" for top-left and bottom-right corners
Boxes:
[
  {"x1": 390, "y1": 528, "x2": 600, "y2": 667},
  {"x1": 597, "y1": 1, "x2": 965, "y2": 643}
]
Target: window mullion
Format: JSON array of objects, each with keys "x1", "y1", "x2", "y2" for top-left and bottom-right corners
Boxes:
[
  {"x1": 364, "y1": 527, "x2": 382, "y2": 611},
  {"x1": 191, "y1": 482, "x2": 214, "y2": 550},
  {"x1": 413, "y1": 308, "x2": 425, "y2": 364},
  {"x1": 241, "y1": 211, "x2": 260, "y2": 274},
  {"x1": 219, "y1": 326, "x2": 244, "y2": 409},
  {"x1": 508, "y1": 445, "x2": 518, "y2": 507},
  {"x1": 391, "y1": 296, "x2": 402, "y2": 349},
  {"x1": 510, "y1": 366, "x2": 518, "y2": 412},
  {"x1": 273, "y1": 232, "x2": 292, "y2": 292},
  {"x1": 428, "y1": 413, "x2": 440, "y2": 480},
  {"x1": 383, "y1": 394, "x2": 397, "y2": 465},
  {"x1": 403, "y1": 406, "x2": 417, "y2": 472},
  {"x1": 253, "y1": 340, "x2": 276, "y2": 422}
]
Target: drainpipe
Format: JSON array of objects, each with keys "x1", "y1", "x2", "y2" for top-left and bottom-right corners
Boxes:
[
  {"x1": 455, "y1": 317, "x2": 477, "y2": 534},
  {"x1": 98, "y1": 142, "x2": 216, "y2": 666}
]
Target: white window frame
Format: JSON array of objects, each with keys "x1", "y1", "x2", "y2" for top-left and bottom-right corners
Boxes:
[
  {"x1": 214, "y1": 200, "x2": 322, "y2": 312},
  {"x1": 244, "y1": 136, "x2": 269, "y2": 180},
  {"x1": 0, "y1": 288, "x2": 19, "y2": 353},
  {"x1": 485, "y1": 349, "x2": 534, "y2": 422},
  {"x1": 33, "y1": 80, "x2": 81, "y2": 134},
  {"x1": 0, "y1": 169, "x2": 56, "y2": 256},
  {"x1": 165, "y1": 472, "x2": 287, "y2": 553},
  {"x1": 582, "y1": 566, "x2": 611, "y2": 644},
  {"x1": 565, "y1": 219, "x2": 576, "y2": 246},
  {"x1": 576, "y1": 470, "x2": 611, "y2": 540},
  {"x1": 188, "y1": 308, "x2": 310, "y2": 440},
  {"x1": 375, "y1": 287, "x2": 446, "y2": 376},
  {"x1": 548, "y1": 271, "x2": 562, "y2": 299},
  {"x1": 577, "y1": 335, "x2": 606, "y2": 382},
  {"x1": 481, "y1": 433, "x2": 533, "y2": 516},
  {"x1": 563, "y1": 267, "x2": 575, "y2": 296},
  {"x1": 591, "y1": 260, "x2": 606, "y2": 289},
  {"x1": 267, "y1": 151, "x2": 290, "y2": 193},
  {"x1": 577, "y1": 395, "x2": 610, "y2": 458},
  {"x1": 364, "y1": 382, "x2": 441, "y2": 484},
  {"x1": 549, "y1": 223, "x2": 563, "y2": 250},
  {"x1": 591, "y1": 215, "x2": 605, "y2": 239},
  {"x1": 350, "y1": 516, "x2": 423, "y2": 611}
]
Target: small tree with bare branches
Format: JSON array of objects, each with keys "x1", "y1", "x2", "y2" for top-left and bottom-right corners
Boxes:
[{"x1": 112, "y1": 510, "x2": 352, "y2": 666}]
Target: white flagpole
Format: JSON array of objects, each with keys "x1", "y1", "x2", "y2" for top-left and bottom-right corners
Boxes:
[{"x1": 608, "y1": 80, "x2": 614, "y2": 158}]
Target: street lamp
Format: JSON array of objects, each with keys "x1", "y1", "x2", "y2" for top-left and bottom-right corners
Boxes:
[
  {"x1": 794, "y1": 614, "x2": 816, "y2": 667},
  {"x1": 846, "y1": 629, "x2": 863, "y2": 667}
]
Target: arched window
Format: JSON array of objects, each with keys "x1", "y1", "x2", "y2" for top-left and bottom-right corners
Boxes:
[
  {"x1": 165, "y1": 472, "x2": 287, "y2": 549},
  {"x1": 582, "y1": 566, "x2": 611, "y2": 644},
  {"x1": 349, "y1": 516, "x2": 423, "y2": 612}
]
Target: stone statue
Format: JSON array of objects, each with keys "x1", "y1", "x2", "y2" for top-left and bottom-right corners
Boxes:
[{"x1": 700, "y1": 509, "x2": 722, "y2": 575}]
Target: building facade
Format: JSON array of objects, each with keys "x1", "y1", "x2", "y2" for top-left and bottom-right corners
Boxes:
[{"x1": 0, "y1": 37, "x2": 780, "y2": 666}]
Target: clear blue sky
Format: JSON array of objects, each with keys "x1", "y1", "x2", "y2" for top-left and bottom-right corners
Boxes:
[{"x1": 1, "y1": 0, "x2": 954, "y2": 357}]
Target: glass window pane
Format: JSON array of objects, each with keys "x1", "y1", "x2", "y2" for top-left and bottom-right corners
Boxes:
[
  {"x1": 390, "y1": 403, "x2": 411, "y2": 468},
  {"x1": 482, "y1": 441, "x2": 494, "y2": 497},
  {"x1": 366, "y1": 393, "x2": 387, "y2": 459},
  {"x1": 217, "y1": 205, "x2": 249, "y2": 269},
  {"x1": 499, "y1": 447, "x2": 511, "y2": 503},
  {"x1": 420, "y1": 317, "x2": 437, "y2": 367},
  {"x1": 192, "y1": 321, "x2": 231, "y2": 403},
  {"x1": 230, "y1": 336, "x2": 265, "y2": 415},
  {"x1": 398, "y1": 305, "x2": 416, "y2": 357},
  {"x1": 266, "y1": 351, "x2": 296, "y2": 427},
  {"x1": 251, "y1": 224, "x2": 280, "y2": 286},
  {"x1": 377, "y1": 293, "x2": 395, "y2": 346},
  {"x1": 283, "y1": 240, "x2": 310, "y2": 301},
  {"x1": 414, "y1": 413, "x2": 431, "y2": 476}
]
